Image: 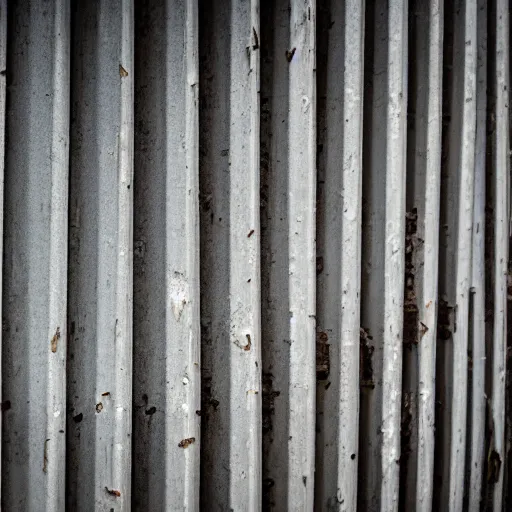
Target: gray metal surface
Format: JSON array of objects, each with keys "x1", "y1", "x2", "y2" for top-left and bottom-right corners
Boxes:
[{"x1": 0, "y1": 1, "x2": 510, "y2": 511}]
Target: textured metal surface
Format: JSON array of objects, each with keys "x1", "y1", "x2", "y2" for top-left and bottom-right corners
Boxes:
[{"x1": 0, "y1": 1, "x2": 510, "y2": 511}]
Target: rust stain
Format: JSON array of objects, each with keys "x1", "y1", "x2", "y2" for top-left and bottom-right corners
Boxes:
[
  {"x1": 178, "y1": 437, "x2": 196, "y2": 448},
  {"x1": 105, "y1": 487, "x2": 121, "y2": 497},
  {"x1": 119, "y1": 64, "x2": 128, "y2": 77},
  {"x1": 426, "y1": 300, "x2": 432, "y2": 309},
  {"x1": 244, "y1": 334, "x2": 252, "y2": 351},
  {"x1": 101, "y1": 391, "x2": 110, "y2": 397},
  {"x1": 96, "y1": 402, "x2": 103, "y2": 413},
  {"x1": 51, "y1": 327, "x2": 61, "y2": 353},
  {"x1": 419, "y1": 322, "x2": 429, "y2": 338}
]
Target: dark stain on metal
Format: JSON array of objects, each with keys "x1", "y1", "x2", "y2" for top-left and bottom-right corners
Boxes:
[
  {"x1": 145, "y1": 406, "x2": 156, "y2": 416},
  {"x1": 437, "y1": 299, "x2": 453, "y2": 340},
  {"x1": 252, "y1": 27, "x2": 259, "y2": 50},
  {"x1": 316, "y1": 256, "x2": 324, "y2": 275},
  {"x1": 244, "y1": 334, "x2": 252, "y2": 351},
  {"x1": 488, "y1": 450, "x2": 502, "y2": 483},
  {"x1": 1, "y1": 400, "x2": 11, "y2": 412},
  {"x1": 316, "y1": 331, "x2": 330, "y2": 380},
  {"x1": 360, "y1": 327, "x2": 375, "y2": 388},
  {"x1": 96, "y1": 402, "x2": 103, "y2": 413},
  {"x1": 43, "y1": 438, "x2": 50, "y2": 473},
  {"x1": 248, "y1": 229, "x2": 255, "y2": 238},
  {"x1": 73, "y1": 412, "x2": 83, "y2": 423},
  {"x1": 285, "y1": 47, "x2": 296, "y2": 62},
  {"x1": 101, "y1": 391, "x2": 110, "y2": 397},
  {"x1": 262, "y1": 372, "x2": 280, "y2": 436},
  {"x1": 403, "y1": 209, "x2": 419, "y2": 347}
]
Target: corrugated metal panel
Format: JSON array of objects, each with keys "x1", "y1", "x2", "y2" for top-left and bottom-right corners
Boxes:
[{"x1": 0, "y1": 1, "x2": 511, "y2": 511}]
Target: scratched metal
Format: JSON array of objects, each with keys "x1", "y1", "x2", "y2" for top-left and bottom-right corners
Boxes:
[
  {"x1": 2, "y1": 1, "x2": 69, "y2": 510},
  {"x1": 315, "y1": 1, "x2": 364, "y2": 510},
  {"x1": 358, "y1": 1, "x2": 408, "y2": 510},
  {"x1": 0, "y1": 1, "x2": 511, "y2": 511},
  {"x1": 132, "y1": 0, "x2": 200, "y2": 510},
  {"x1": 66, "y1": 0, "x2": 133, "y2": 509}
]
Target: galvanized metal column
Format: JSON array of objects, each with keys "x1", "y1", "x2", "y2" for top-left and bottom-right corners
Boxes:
[
  {"x1": 359, "y1": 0, "x2": 408, "y2": 510},
  {"x1": 2, "y1": 1, "x2": 70, "y2": 510},
  {"x1": 434, "y1": 1, "x2": 477, "y2": 510},
  {"x1": 400, "y1": 1, "x2": 443, "y2": 511},
  {"x1": 67, "y1": 0, "x2": 134, "y2": 509},
  {"x1": 199, "y1": 0, "x2": 261, "y2": 509},
  {"x1": 133, "y1": 0, "x2": 200, "y2": 510},
  {"x1": 315, "y1": 1, "x2": 364, "y2": 510}
]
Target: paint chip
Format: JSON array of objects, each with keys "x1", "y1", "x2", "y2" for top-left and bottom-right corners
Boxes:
[{"x1": 119, "y1": 65, "x2": 128, "y2": 77}]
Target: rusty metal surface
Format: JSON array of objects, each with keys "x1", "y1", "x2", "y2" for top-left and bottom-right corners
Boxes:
[{"x1": 0, "y1": 1, "x2": 510, "y2": 511}]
